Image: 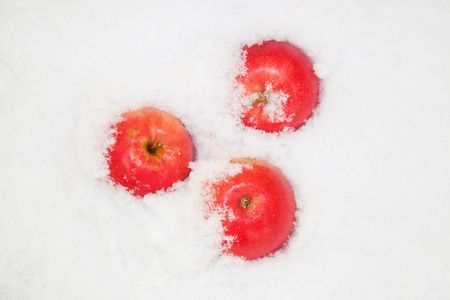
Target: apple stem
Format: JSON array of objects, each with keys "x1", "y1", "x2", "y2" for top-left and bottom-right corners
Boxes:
[{"x1": 240, "y1": 197, "x2": 251, "y2": 209}]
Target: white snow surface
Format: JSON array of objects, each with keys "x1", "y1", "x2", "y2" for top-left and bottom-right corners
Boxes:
[{"x1": 1, "y1": 0, "x2": 450, "y2": 299}]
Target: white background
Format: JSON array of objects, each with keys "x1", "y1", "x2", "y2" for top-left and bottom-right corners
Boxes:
[{"x1": 1, "y1": 0, "x2": 450, "y2": 299}]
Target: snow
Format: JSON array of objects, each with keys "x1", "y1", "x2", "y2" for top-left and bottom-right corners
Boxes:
[{"x1": 1, "y1": 0, "x2": 450, "y2": 299}]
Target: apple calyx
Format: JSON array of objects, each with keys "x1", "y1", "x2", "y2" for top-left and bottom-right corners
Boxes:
[
  {"x1": 240, "y1": 197, "x2": 251, "y2": 209},
  {"x1": 144, "y1": 140, "x2": 165, "y2": 161},
  {"x1": 252, "y1": 92, "x2": 269, "y2": 107}
]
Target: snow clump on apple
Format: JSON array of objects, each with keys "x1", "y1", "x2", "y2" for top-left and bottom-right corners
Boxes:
[{"x1": 234, "y1": 82, "x2": 293, "y2": 123}]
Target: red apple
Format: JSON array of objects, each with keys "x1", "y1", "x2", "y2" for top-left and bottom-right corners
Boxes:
[
  {"x1": 235, "y1": 40, "x2": 319, "y2": 133},
  {"x1": 106, "y1": 107, "x2": 193, "y2": 197},
  {"x1": 204, "y1": 158, "x2": 296, "y2": 260}
]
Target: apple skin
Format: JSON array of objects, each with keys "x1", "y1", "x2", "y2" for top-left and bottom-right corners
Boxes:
[
  {"x1": 106, "y1": 107, "x2": 193, "y2": 197},
  {"x1": 236, "y1": 40, "x2": 319, "y2": 133},
  {"x1": 205, "y1": 158, "x2": 296, "y2": 260}
]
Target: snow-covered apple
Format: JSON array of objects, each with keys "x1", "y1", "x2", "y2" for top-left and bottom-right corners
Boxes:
[
  {"x1": 235, "y1": 40, "x2": 319, "y2": 133},
  {"x1": 106, "y1": 107, "x2": 193, "y2": 197},
  {"x1": 204, "y1": 158, "x2": 296, "y2": 260}
]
